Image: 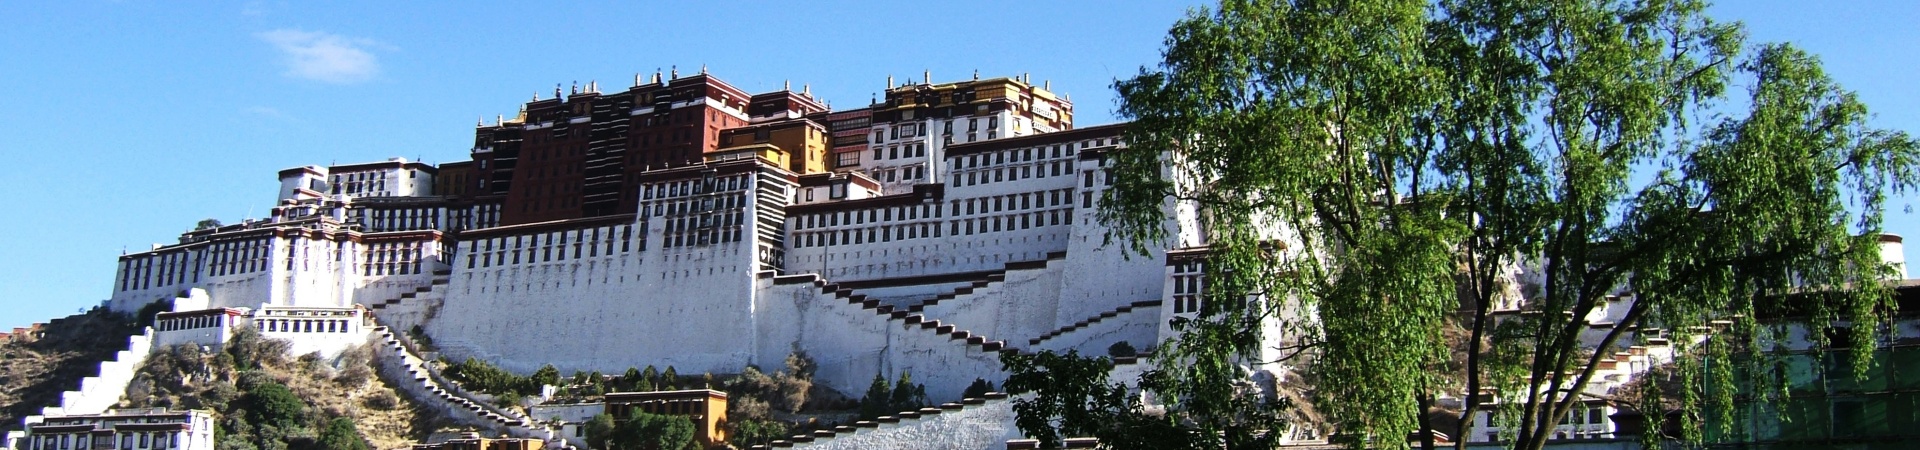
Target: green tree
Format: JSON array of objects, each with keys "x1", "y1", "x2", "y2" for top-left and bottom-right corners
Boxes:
[
  {"x1": 660, "y1": 366, "x2": 679, "y2": 391},
  {"x1": 727, "y1": 419, "x2": 790, "y2": 449},
  {"x1": 1001, "y1": 351, "x2": 1203, "y2": 449},
  {"x1": 888, "y1": 371, "x2": 927, "y2": 412},
  {"x1": 857, "y1": 373, "x2": 892, "y2": 420},
  {"x1": 639, "y1": 365, "x2": 658, "y2": 391},
  {"x1": 583, "y1": 413, "x2": 618, "y2": 449},
  {"x1": 241, "y1": 382, "x2": 307, "y2": 431},
  {"x1": 315, "y1": 418, "x2": 367, "y2": 450},
  {"x1": 531, "y1": 364, "x2": 561, "y2": 389},
  {"x1": 1080, "y1": 0, "x2": 1919, "y2": 449},
  {"x1": 963, "y1": 378, "x2": 996, "y2": 399}
]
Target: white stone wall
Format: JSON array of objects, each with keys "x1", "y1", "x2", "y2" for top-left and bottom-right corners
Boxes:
[
  {"x1": 754, "y1": 280, "x2": 1007, "y2": 401},
  {"x1": 428, "y1": 234, "x2": 760, "y2": 375},
  {"x1": 792, "y1": 400, "x2": 1020, "y2": 450},
  {"x1": 34, "y1": 328, "x2": 154, "y2": 418},
  {"x1": 1029, "y1": 304, "x2": 1162, "y2": 356},
  {"x1": 109, "y1": 225, "x2": 448, "y2": 315},
  {"x1": 914, "y1": 261, "x2": 1064, "y2": 344}
]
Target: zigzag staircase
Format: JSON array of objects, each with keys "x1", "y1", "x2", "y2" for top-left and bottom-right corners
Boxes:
[
  {"x1": 899, "y1": 251, "x2": 1067, "y2": 315},
  {"x1": 803, "y1": 275, "x2": 1019, "y2": 354},
  {"x1": 367, "y1": 270, "x2": 451, "y2": 312},
  {"x1": 1026, "y1": 300, "x2": 1163, "y2": 348},
  {"x1": 368, "y1": 318, "x2": 547, "y2": 440},
  {"x1": 751, "y1": 352, "x2": 1160, "y2": 449}
]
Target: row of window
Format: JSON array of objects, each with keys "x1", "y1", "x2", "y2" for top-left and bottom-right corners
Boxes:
[
  {"x1": 26, "y1": 430, "x2": 184, "y2": 450},
  {"x1": 640, "y1": 174, "x2": 752, "y2": 200},
  {"x1": 789, "y1": 207, "x2": 1073, "y2": 248},
  {"x1": 467, "y1": 225, "x2": 638, "y2": 269},
  {"x1": 259, "y1": 318, "x2": 355, "y2": 334}
]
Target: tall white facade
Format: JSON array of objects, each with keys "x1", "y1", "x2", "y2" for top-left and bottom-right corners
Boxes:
[{"x1": 104, "y1": 123, "x2": 1238, "y2": 404}]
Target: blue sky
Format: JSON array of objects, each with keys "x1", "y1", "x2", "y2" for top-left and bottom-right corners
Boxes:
[{"x1": 1, "y1": 1, "x2": 1915, "y2": 329}]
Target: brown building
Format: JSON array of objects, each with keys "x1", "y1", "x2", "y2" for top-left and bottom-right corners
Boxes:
[
  {"x1": 471, "y1": 70, "x2": 841, "y2": 226},
  {"x1": 604, "y1": 389, "x2": 729, "y2": 448}
]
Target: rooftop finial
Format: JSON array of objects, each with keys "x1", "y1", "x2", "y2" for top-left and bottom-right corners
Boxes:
[
  {"x1": 653, "y1": 68, "x2": 662, "y2": 84},
  {"x1": 671, "y1": 65, "x2": 679, "y2": 79},
  {"x1": 554, "y1": 84, "x2": 562, "y2": 98},
  {"x1": 533, "y1": 92, "x2": 540, "y2": 101},
  {"x1": 700, "y1": 64, "x2": 707, "y2": 75},
  {"x1": 973, "y1": 69, "x2": 979, "y2": 80},
  {"x1": 571, "y1": 81, "x2": 579, "y2": 95},
  {"x1": 477, "y1": 116, "x2": 484, "y2": 127},
  {"x1": 887, "y1": 75, "x2": 894, "y2": 89},
  {"x1": 1045, "y1": 80, "x2": 1051, "y2": 90},
  {"x1": 634, "y1": 73, "x2": 642, "y2": 87},
  {"x1": 924, "y1": 69, "x2": 931, "y2": 85},
  {"x1": 497, "y1": 114, "x2": 504, "y2": 125},
  {"x1": 802, "y1": 84, "x2": 810, "y2": 96},
  {"x1": 784, "y1": 80, "x2": 790, "y2": 91}
]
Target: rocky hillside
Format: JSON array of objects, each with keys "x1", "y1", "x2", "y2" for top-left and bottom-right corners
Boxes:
[
  {"x1": 0, "y1": 308, "x2": 141, "y2": 432},
  {"x1": 119, "y1": 328, "x2": 473, "y2": 450}
]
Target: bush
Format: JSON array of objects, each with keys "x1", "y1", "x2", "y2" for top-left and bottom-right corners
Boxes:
[
  {"x1": 1107, "y1": 341, "x2": 1137, "y2": 358},
  {"x1": 242, "y1": 382, "x2": 308, "y2": 430},
  {"x1": 727, "y1": 419, "x2": 790, "y2": 449},
  {"x1": 362, "y1": 390, "x2": 399, "y2": 410},
  {"x1": 315, "y1": 418, "x2": 368, "y2": 450},
  {"x1": 963, "y1": 378, "x2": 996, "y2": 399}
]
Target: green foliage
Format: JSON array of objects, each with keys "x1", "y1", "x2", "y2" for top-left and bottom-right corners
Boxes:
[
  {"x1": 225, "y1": 327, "x2": 291, "y2": 371},
  {"x1": 727, "y1": 419, "x2": 790, "y2": 449},
  {"x1": 963, "y1": 378, "x2": 996, "y2": 399},
  {"x1": 591, "y1": 409, "x2": 698, "y2": 450},
  {"x1": 315, "y1": 418, "x2": 367, "y2": 450},
  {"x1": 242, "y1": 382, "x2": 308, "y2": 431},
  {"x1": 583, "y1": 413, "x2": 618, "y2": 449},
  {"x1": 1001, "y1": 350, "x2": 1208, "y2": 449},
  {"x1": 889, "y1": 372, "x2": 928, "y2": 413},
  {"x1": 133, "y1": 299, "x2": 173, "y2": 329},
  {"x1": 858, "y1": 373, "x2": 892, "y2": 420},
  {"x1": 442, "y1": 357, "x2": 539, "y2": 396},
  {"x1": 531, "y1": 364, "x2": 561, "y2": 388},
  {"x1": 661, "y1": 366, "x2": 680, "y2": 390},
  {"x1": 1093, "y1": 1, "x2": 1920, "y2": 449},
  {"x1": 857, "y1": 370, "x2": 930, "y2": 420}
]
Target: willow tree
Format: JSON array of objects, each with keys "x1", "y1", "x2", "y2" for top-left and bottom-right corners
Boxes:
[{"x1": 1081, "y1": 0, "x2": 1920, "y2": 449}]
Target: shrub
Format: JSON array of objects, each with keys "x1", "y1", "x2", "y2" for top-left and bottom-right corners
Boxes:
[
  {"x1": 963, "y1": 378, "x2": 996, "y2": 399},
  {"x1": 1106, "y1": 341, "x2": 1137, "y2": 358},
  {"x1": 315, "y1": 418, "x2": 368, "y2": 450}
]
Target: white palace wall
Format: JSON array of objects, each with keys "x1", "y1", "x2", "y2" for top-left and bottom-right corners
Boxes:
[{"x1": 753, "y1": 278, "x2": 1008, "y2": 401}]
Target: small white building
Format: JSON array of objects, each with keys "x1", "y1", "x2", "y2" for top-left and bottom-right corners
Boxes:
[{"x1": 14, "y1": 408, "x2": 215, "y2": 450}]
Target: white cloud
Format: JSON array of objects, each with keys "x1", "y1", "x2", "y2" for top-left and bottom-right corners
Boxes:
[
  {"x1": 257, "y1": 29, "x2": 384, "y2": 84},
  {"x1": 243, "y1": 106, "x2": 287, "y2": 119}
]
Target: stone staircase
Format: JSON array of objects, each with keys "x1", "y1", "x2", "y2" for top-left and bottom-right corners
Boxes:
[
  {"x1": 811, "y1": 276, "x2": 1019, "y2": 355},
  {"x1": 1026, "y1": 300, "x2": 1162, "y2": 348},
  {"x1": 750, "y1": 392, "x2": 1015, "y2": 449},
  {"x1": 750, "y1": 351, "x2": 1161, "y2": 450},
  {"x1": 367, "y1": 270, "x2": 451, "y2": 312},
  {"x1": 368, "y1": 319, "x2": 552, "y2": 441},
  {"x1": 899, "y1": 251, "x2": 1067, "y2": 315}
]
